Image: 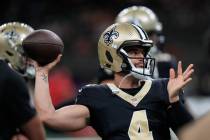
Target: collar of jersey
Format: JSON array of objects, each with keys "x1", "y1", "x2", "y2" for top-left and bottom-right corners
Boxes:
[{"x1": 107, "y1": 80, "x2": 152, "y2": 107}]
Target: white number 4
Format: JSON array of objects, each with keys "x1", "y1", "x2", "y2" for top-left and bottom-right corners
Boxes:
[{"x1": 128, "y1": 110, "x2": 154, "y2": 140}]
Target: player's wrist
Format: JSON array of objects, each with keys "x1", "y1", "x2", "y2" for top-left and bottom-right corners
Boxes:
[
  {"x1": 169, "y1": 89, "x2": 183, "y2": 103},
  {"x1": 35, "y1": 68, "x2": 48, "y2": 77},
  {"x1": 169, "y1": 95, "x2": 179, "y2": 103},
  {"x1": 36, "y1": 70, "x2": 48, "y2": 83},
  {"x1": 35, "y1": 66, "x2": 49, "y2": 74}
]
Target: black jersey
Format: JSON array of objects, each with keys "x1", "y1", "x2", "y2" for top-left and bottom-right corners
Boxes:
[
  {"x1": 0, "y1": 60, "x2": 36, "y2": 139},
  {"x1": 76, "y1": 79, "x2": 192, "y2": 140}
]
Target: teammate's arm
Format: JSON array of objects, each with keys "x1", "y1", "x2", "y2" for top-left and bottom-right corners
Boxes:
[
  {"x1": 11, "y1": 119, "x2": 44, "y2": 140},
  {"x1": 20, "y1": 115, "x2": 45, "y2": 140},
  {"x1": 178, "y1": 111, "x2": 210, "y2": 140},
  {"x1": 33, "y1": 55, "x2": 89, "y2": 131}
]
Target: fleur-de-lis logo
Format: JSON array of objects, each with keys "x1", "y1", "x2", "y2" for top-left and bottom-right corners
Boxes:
[
  {"x1": 103, "y1": 26, "x2": 119, "y2": 46},
  {"x1": 4, "y1": 29, "x2": 20, "y2": 44}
]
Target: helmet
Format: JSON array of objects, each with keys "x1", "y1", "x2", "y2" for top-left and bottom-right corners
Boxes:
[
  {"x1": 0, "y1": 22, "x2": 34, "y2": 77},
  {"x1": 116, "y1": 6, "x2": 166, "y2": 55},
  {"x1": 98, "y1": 23, "x2": 155, "y2": 78},
  {"x1": 115, "y1": 6, "x2": 162, "y2": 33}
]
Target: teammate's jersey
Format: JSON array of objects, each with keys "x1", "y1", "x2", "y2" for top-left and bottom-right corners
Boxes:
[
  {"x1": 76, "y1": 79, "x2": 185, "y2": 140},
  {"x1": 0, "y1": 60, "x2": 36, "y2": 139}
]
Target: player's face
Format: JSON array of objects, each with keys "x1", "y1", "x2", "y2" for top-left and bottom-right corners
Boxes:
[{"x1": 125, "y1": 46, "x2": 145, "y2": 68}]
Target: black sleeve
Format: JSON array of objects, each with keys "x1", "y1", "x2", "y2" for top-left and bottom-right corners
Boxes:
[
  {"x1": 75, "y1": 84, "x2": 104, "y2": 108},
  {"x1": 4, "y1": 73, "x2": 36, "y2": 128},
  {"x1": 75, "y1": 86, "x2": 92, "y2": 107},
  {"x1": 167, "y1": 101, "x2": 194, "y2": 134},
  {"x1": 159, "y1": 78, "x2": 170, "y2": 105}
]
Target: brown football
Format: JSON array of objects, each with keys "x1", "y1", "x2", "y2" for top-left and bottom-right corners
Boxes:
[{"x1": 22, "y1": 29, "x2": 64, "y2": 65}]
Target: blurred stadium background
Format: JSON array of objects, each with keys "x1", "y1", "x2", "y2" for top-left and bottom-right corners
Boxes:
[{"x1": 1, "y1": 0, "x2": 210, "y2": 139}]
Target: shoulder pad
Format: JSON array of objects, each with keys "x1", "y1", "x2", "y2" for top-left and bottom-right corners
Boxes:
[
  {"x1": 85, "y1": 84, "x2": 98, "y2": 87},
  {"x1": 78, "y1": 84, "x2": 102, "y2": 93}
]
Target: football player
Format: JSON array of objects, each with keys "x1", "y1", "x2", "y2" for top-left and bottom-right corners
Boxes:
[
  {"x1": 33, "y1": 23, "x2": 194, "y2": 140},
  {"x1": 0, "y1": 22, "x2": 45, "y2": 140},
  {"x1": 116, "y1": 6, "x2": 177, "y2": 78},
  {"x1": 115, "y1": 7, "x2": 189, "y2": 139},
  {"x1": 0, "y1": 22, "x2": 36, "y2": 79}
]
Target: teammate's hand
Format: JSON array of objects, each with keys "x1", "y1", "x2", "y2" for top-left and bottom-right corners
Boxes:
[
  {"x1": 167, "y1": 61, "x2": 194, "y2": 103},
  {"x1": 28, "y1": 54, "x2": 62, "y2": 74}
]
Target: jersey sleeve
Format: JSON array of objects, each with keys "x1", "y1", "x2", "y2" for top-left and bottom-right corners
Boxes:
[
  {"x1": 166, "y1": 101, "x2": 194, "y2": 133},
  {"x1": 160, "y1": 78, "x2": 193, "y2": 133},
  {"x1": 158, "y1": 78, "x2": 185, "y2": 106},
  {"x1": 75, "y1": 84, "x2": 109, "y2": 127},
  {"x1": 75, "y1": 85, "x2": 98, "y2": 108},
  {"x1": 159, "y1": 78, "x2": 170, "y2": 105},
  {"x1": 3, "y1": 73, "x2": 36, "y2": 127}
]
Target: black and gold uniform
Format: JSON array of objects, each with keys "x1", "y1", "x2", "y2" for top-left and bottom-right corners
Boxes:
[
  {"x1": 0, "y1": 60, "x2": 36, "y2": 139},
  {"x1": 76, "y1": 79, "x2": 193, "y2": 140}
]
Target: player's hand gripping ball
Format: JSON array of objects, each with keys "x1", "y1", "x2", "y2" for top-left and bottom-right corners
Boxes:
[{"x1": 22, "y1": 29, "x2": 64, "y2": 66}]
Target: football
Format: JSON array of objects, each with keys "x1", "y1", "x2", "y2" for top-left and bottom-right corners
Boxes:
[{"x1": 22, "y1": 29, "x2": 64, "y2": 66}]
